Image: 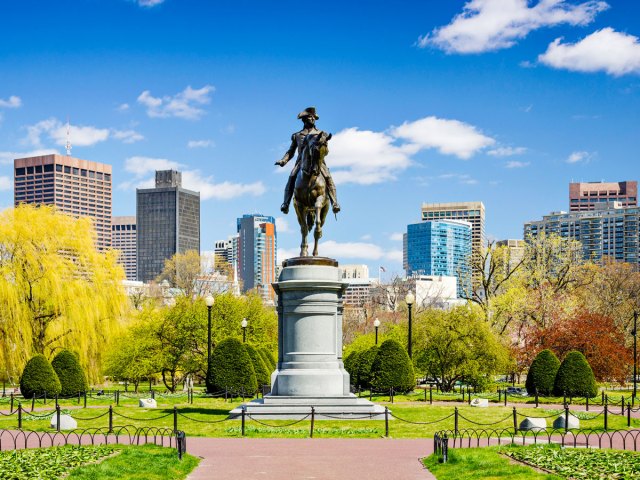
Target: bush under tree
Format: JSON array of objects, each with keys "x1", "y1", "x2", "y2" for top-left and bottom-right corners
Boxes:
[
  {"x1": 51, "y1": 350, "x2": 88, "y2": 396},
  {"x1": 355, "y1": 345, "x2": 379, "y2": 390},
  {"x1": 554, "y1": 350, "x2": 598, "y2": 398},
  {"x1": 206, "y1": 338, "x2": 257, "y2": 395},
  {"x1": 245, "y1": 344, "x2": 271, "y2": 388},
  {"x1": 526, "y1": 349, "x2": 561, "y2": 396},
  {"x1": 344, "y1": 351, "x2": 360, "y2": 384},
  {"x1": 370, "y1": 339, "x2": 415, "y2": 393},
  {"x1": 258, "y1": 347, "x2": 277, "y2": 371},
  {"x1": 20, "y1": 354, "x2": 62, "y2": 399}
]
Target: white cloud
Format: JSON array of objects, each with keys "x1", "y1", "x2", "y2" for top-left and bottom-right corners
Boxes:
[
  {"x1": 138, "y1": 0, "x2": 164, "y2": 6},
  {"x1": 390, "y1": 232, "x2": 404, "y2": 241},
  {"x1": 187, "y1": 140, "x2": 214, "y2": 148},
  {"x1": 0, "y1": 96, "x2": 21, "y2": 108},
  {"x1": 386, "y1": 249, "x2": 404, "y2": 263},
  {"x1": 566, "y1": 151, "x2": 593, "y2": 163},
  {"x1": 420, "y1": 0, "x2": 608, "y2": 54},
  {"x1": 137, "y1": 85, "x2": 214, "y2": 120},
  {"x1": 391, "y1": 116, "x2": 495, "y2": 159},
  {"x1": 361, "y1": 234, "x2": 372, "y2": 241},
  {"x1": 122, "y1": 156, "x2": 265, "y2": 200},
  {"x1": 329, "y1": 128, "x2": 413, "y2": 185},
  {"x1": 0, "y1": 149, "x2": 58, "y2": 165},
  {"x1": 539, "y1": 28, "x2": 640, "y2": 76},
  {"x1": 437, "y1": 173, "x2": 478, "y2": 185},
  {"x1": 278, "y1": 247, "x2": 299, "y2": 263},
  {"x1": 319, "y1": 240, "x2": 401, "y2": 262},
  {"x1": 113, "y1": 129, "x2": 144, "y2": 143},
  {"x1": 116, "y1": 103, "x2": 130, "y2": 112},
  {"x1": 488, "y1": 146, "x2": 527, "y2": 157},
  {"x1": 25, "y1": 118, "x2": 140, "y2": 147},
  {"x1": 505, "y1": 160, "x2": 530, "y2": 168},
  {"x1": 0, "y1": 176, "x2": 11, "y2": 191},
  {"x1": 275, "y1": 217, "x2": 291, "y2": 233}
]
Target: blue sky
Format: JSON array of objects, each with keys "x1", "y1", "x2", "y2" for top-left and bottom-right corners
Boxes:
[{"x1": 1, "y1": 0, "x2": 639, "y2": 278}]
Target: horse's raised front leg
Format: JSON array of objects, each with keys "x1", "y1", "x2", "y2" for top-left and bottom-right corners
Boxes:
[
  {"x1": 295, "y1": 202, "x2": 309, "y2": 257},
  {"x1": 312, "y1": 201, "x2": 323, "y2": 256}
]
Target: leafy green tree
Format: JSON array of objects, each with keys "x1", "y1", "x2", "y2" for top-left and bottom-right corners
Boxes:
[
  {"x1": 20, "y1": 354, "x2": 61, "y2": 399},
  {"x1": 355, "y1": 345, "x2": 379, "y2": 389},
  {"x1": 0, "y1": 204, "x2": 128, "y2": 382},
  {"x1": 525, "y1": 349, "x2": 560, "y2": 396},
  {"x1": 51, "y1": 350, "x2": 87, "y2": 396},
  {"x1": 206, "y1": 338, "x2": 257, "y2": 394},
  {"x1": 554, "y1": 350, "x2": 598, "y2": 398},
  {"x1": 417, "y1": 306, "x2": 510, "y2": 392},
  {"x1": 370, "y1": 340, "x2": 415, "y2": 393},
  {"x1": 245, "y1": 344, "x2": 270, "y2": 388}
]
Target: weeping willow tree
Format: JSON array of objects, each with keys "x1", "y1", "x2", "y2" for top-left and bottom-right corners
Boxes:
[{"x1": 0, "y1": 204, "x2": 128, "y2": 383}]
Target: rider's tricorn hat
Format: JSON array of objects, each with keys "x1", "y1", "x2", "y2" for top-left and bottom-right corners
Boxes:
[{"x1": 297, "y1": 107, "x2": 319, "y2": 120}]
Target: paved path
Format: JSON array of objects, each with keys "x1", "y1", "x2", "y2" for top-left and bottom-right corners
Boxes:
[{"x1": 186, "y1": 438, "x2": 436, "y2": 480}]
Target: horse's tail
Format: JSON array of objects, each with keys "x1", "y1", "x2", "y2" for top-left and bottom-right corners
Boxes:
[{"x1": 306, "y1": 212, "x2": 314, "y2": 230}]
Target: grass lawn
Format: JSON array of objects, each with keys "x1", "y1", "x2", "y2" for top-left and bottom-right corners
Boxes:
[
  {"x1": 0, "y1": 396, "x2": 636, "y2": 438},
  {"x1": 0, "y1": 444, "x2": 198, "y2": 480},
  {"x1": 423, "y1": 446, "x2": 561, "y2": 479}
]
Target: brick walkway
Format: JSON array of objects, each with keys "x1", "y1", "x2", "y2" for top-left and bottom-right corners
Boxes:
[{"x1": 186, "y1": 438, "x2": 436, "y2": 480}]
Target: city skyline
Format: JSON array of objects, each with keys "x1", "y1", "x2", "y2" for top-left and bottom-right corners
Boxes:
[{"x1": 1, "y1": 0, "x2": 639, "y2": 278}]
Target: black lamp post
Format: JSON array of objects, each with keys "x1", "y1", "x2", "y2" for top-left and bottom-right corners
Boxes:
[
  {"x1": 405, "y1": 292, "x2": 415, "y2": 359},
  {"x1": 205, "y1": 295, "x2": 214, "y2": 387},
  {"x1": 241, "y1": 318, "x2": 248, "y2": 343},
  {"x1": 374, "y1": 318, "x2": 380, "y2": 346},
  {"x1": 633, "y1": 311, "x2": 638, "y2": 401}
]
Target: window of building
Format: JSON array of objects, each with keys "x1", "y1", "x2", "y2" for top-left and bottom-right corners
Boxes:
[
  {"x1": 26, "y1": 166, "x2": 34, "y2": 174},
  {"x1": 64, "y1": 166, "x2": 71, "y2": 174},
  {"x1": 15, "y1": 167, "x2": 25, "y2": 176}
]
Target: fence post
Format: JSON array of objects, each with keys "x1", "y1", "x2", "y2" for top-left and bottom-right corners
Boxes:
[
  {"x1": 602, "y1": 391, "x2": 605, "y2": 404},
  {"x1": 564, "y1": 405, "x2": 570, "y2": 433},
  {"x1": 563, "y1": 391, "x2": 566, "y2": 406},
  {"x1": 241, "y1": 405, "x2": 246, "y2": 436},
  {"x1": 174, "y1": 406, "x2": 178, "y2": 432},
  {"x1": 17, "y1": 403, "x2": 22, "y2": 429},
  {"x1": 10, "y1": 393, "x2": 14, "y2": 413},
  {"x1": 628, "y1": 403, "x2": 632, "y2": 427},
  {"x1": 310, "y1": 407, "x2": 315, "y2": 438},
  {"x1": 55, "y1": 394, "x2": 59, "y2": 408},
  {"x1": 424, "y1": 388, "x2": 427, "y2": 403},
  {"x1": 586, "y1": 396, "x2": 589, "y2": 411},
  {"x1": 461, "y1": 386, "x2": 464, "y2": 402},
  {"x1": 454, "y1": 407, "x2": 459, "y2": 435},
  {"x1": 31, "y1": 396, "x2": 35, "y2": 412},
  {"x1": 513, "y1": 407, "x2": 518, "y2": 434},
  {"x1": 498, "y1": 389, "x2": 501, "y2": 403},
  {"x1": 535, "y1": 388, "x2": 539, "y2": 408},
  {"x1": 44, "y1": 391, "x2": 47, "y2": 405},
  {"x1": 56, "y1": 404, "x2": 61, "y2": 432},
  {"x1": 621, "y1": 396, "x2": 625, "y2": 415},
  {"x1": 468, "y1": 389, "x2": 471, "y2": 405},
  {"x1": 504, "y1": 390, "x2": 507, "y2": 406},
  {"x1": 384, "y1": 406, "x2": 389, "y2": 437},
  {"x1": 151, "y1": 390, "x2": 155, "y2": 400},
  {"x1": 108, "y1": 405, "x2": 113, "y2": 433},
  {"x1": 430, "y1": 386, "x2": 433, "y2": 405},
  {"x1": 390, "y1": 388, "x2": 394, "y2": 404},
  {"x1": 84, "y1": 391, "x2": 87, "y2": 409},
  {"x1": 604, "y1": 401, "x2": 608, "y2": 431}
]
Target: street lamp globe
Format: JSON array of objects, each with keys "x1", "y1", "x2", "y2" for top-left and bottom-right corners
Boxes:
[
  {"x1": 205, "y1": 295, "x2": 215, "y2": 307},
  {"x1": 241, "y1": 318, "x2": 248, "y2": 328},
  {"x1": 373, "y1": 318, "x2": 380, "y2": 328},
  {"x1": 405, "y1": 292, "x2": 415, "y2": 306}
]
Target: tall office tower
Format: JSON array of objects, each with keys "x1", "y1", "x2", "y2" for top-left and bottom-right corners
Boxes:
[
  {"x1": 112, "y1": 216, "x2": 137, "y2": 281},
  {"x1": 421, "y1": 202, "x2": 485, "y2": 254},
  {"x1": 136, "y1": 170, "x2": 200, "y2": 283},
  {"x1": 405, "y1": 219, "x2": 472, "y2": 296},
  {"x1": 237, "y1": 214, "x2": 277, "y2": 302},
  {"x1": 569, "y1": 181, "x2": 637, "y2": 212},
  {"x1": 496, "y1": 239, "x2": 526, "y2": 268},
  {"x1": 524, "y1": 202, "x2": 640, "y2": 264},
  {"x1": 14, "y1": 154, "x2": 112, "y2": 250}
]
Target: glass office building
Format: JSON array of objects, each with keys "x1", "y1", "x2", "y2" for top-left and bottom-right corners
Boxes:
[
  {"x1": 237, "y1": 214, "x2": 277, "y2": 302},
  {"x1": 405, "y1": 219, "x2": 472, "y2": 297}
]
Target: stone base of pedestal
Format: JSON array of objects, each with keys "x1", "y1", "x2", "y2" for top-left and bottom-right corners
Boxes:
[{"x1": 229, "y1": 395, "x2": 388, "y2": 420}]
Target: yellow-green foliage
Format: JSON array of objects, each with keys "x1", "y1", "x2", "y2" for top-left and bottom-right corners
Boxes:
[{"x1": 0, "y1": 204, "x2": 128, "y2": 382}]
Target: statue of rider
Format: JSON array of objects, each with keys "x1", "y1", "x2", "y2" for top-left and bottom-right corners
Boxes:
[{"x1": 275, "y1": 107, "x2": 340, "y2": 215}]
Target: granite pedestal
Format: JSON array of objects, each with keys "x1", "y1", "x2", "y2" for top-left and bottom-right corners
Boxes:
[{"x1": 230, "y1": 257, "x2": 385, "y2": 419}]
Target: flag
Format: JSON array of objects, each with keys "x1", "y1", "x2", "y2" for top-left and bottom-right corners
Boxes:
[{"x1": 379, "y1": 266, "x2": 386, "y2": 273}]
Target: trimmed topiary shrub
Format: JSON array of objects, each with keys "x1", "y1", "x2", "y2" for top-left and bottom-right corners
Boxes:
[
  {"x1": 526, "y1": 349, "x2": 561, "y2": 396},
  {"x1": 554, "y1": 350, "x2": 598, "y2": 398},
  {"x1": 258, "y1": 347, "x2": 276, "y2": 371},
  {"x1": 20, "y1": 354, "x2": 61, "y2": 399},
  {"x1": 52, "y1": 350, "x2": 88, "y2": 396},
  {"x1": 370, "y1": 339, "x2": 415, "y2": 393},
  {"x1": 245, "y1": 344, "x2": 271, "y2": 388},
  {"x1": 206, "y1": 338, "x2": 257, "y2": 395},
  {"x1": 344, "y1": 351, "x2": 360, "y2": 385},
  {"x1": 355, "y1": 346, "x2": 379, "y2": 390}
]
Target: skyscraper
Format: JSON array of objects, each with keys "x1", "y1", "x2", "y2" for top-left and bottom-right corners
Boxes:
[
  {"x1": 136, "y1": 170, "x2": 200, "y2": 283},
  {"x1": 405, "y1": 219, "x2": 472, "y2": 296},
  {"x1": 112, "y1": 216, "x2": 137, "y2": 281},
  {"x1": 421, "y1": 201, "x2": 485, "y2": 254},
  {"x1": 237, "y1": 214, "x2": 277, "y2": 302},
  {"x1": 569, "y1": 181, "x2": 637, "y2": 212},
  {"x1": 14, "y1": 154, "x2": 112, "y2": 250}
]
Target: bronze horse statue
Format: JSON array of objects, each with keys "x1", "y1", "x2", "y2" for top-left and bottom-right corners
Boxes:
[{"x1": 293, "y1": 131, "x2": 333, "y2": 257}]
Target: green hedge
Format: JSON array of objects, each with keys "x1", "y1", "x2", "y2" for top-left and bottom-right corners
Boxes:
[
  {"x1": 51, "y1": 350, "x2": 87, "y2": 396},
  {"x1": 554, "y1": 350, "x2": 598, "y2": 398},
  {"x1": 526, "y1": 349, "x2": 560, "y2": 396},
  {"x1": 344, "y1": 351, "x2": 359, "y2": 383},
  {"x1": 355, "y1": 346, "x2": 379, "y2": 390},
  {"x1": 20, "y1": 355, "x2": 61, "y2": 399},
  {"x1": 245, "y1": 344, "x2": 271, "y2": 388},
  {"x1": 370, "y1": 339, "x2": 415, "y2": 393},
  {"x1": 206, "y1": 338, "x2": 257, "y2": 394},
  {"x1": 258, "y1": 347, "x2": 276, "y2": 371}
]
